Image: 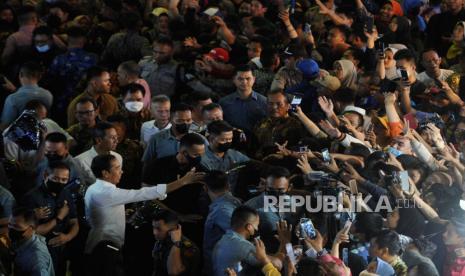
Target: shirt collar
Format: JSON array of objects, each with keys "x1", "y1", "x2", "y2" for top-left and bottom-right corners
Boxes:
[
  {"x1": 235, "y1": 91, "x2": 258, "y2": 101},
  {"x1": 96, "y1": 178, "x2": 116, "y2": 188},
  {"x1": 20, "y1": 84, "x2": 39, "y2": 89}
]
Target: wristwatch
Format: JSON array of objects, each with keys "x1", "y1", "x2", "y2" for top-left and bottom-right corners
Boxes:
[{"x1": 173, "y1": 241, "x2": 183, "y2": 248}]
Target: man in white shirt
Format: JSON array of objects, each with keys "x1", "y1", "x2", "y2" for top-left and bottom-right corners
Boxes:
[
  {"x1": 84, "y1": 154, "x2": 204, "y2": 269},
  {"x1": 75, "y1": 121, "x2": 122, "y2": 179},
  {"x1": 140, "y1": 95, "x2": 171, "y2": 146},
  {"x1": 417, "y1": 49, "x2": 455, "y2": 87}
]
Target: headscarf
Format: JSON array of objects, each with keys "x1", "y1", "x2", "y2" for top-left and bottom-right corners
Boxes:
[
  {"x1": 447, "y1": 21, "x2": 465, "y2": 61},
  {"x1": 334, "y1": 59, "x2": 358, "y2": 90},
  {"x1": 383, "y1": 16, "x2": 412, "y2": 47}
]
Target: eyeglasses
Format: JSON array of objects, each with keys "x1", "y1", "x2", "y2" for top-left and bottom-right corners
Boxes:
[{"x1": 76, "y1": 110, "x2": 95, "y2": 116}]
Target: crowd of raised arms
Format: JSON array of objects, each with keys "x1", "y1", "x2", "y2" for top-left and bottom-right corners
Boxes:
[{"x1": 3, "y1": 0, "x2": 465, "y2": 275}]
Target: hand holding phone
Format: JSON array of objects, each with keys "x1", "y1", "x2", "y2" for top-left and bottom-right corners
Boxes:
[
  {"x1": 299, "y1": 218, "x2": 316, "y2": 239},
  {"x1": 322, "y1": 148, "x2": 331, "y2": 163}
]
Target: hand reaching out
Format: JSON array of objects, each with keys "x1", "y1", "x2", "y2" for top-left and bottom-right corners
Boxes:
[{"x1": 318, "y1": 96, "x2": 334, "y2": 116}]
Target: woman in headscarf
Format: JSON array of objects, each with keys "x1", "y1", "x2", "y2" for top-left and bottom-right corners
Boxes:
[
  {"x1": 333, "y1": 59, "x2": 358, "y2": 90},
  {"x1": 446, "y1": 21, "x2": 465, "y2": 66},
  {"x1": 383, "y1": 16, "x2": 413, "y2": 49}
]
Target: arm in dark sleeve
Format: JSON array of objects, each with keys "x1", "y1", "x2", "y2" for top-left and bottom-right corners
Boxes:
[{"x1": 359, "y1": 180, "x2": 388, "y2": 201}]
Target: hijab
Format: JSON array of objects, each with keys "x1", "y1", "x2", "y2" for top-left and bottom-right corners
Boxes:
[{"x1": 335, "y1": 59, "x2": 358, "y2": 90}]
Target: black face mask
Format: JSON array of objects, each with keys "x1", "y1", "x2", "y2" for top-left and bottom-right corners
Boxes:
[
  {"x1": 8, "y1": 228, "x2": 26, "y2": 244},
  {"x1": 184, "y1": 152, "x2": 202, "y2": 167},
  {"x1": 46, "y1": 179, "x2": 65, "y2": 194},
  {"x1": 216, "y1": 142, "x2": 232, "y2": 153},
  {"x1": 174, "y1": 123, "x2": 190, "y2": 134},
  {"x1": 46, "y1": 154, "x2": 64, "y2": 163}
]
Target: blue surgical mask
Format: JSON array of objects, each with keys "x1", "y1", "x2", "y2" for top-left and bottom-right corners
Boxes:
[
  {"x1": 385, "y1": 146, "x2": 403, "y2": 157},
  {"x1": 36, "y1": 44, "x2": 50, "y2": 53}
]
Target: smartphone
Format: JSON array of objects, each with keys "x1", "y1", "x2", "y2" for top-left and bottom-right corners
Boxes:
[
  {"x1": 375, "y1": 41, "x2": 386, "y2": 58},
  {"x1": 286, "y1": 243, "x2": 297, "y2": 265},
  {"x1": 399, "y1": 171, "x2": 410, "y2": 192},
  {"x1": 291, "y1": 96, "x2": 302, "y2": 112},
  {"x1": 349, "y1": 180, "x2": 358, "y2": 195},
  {"x1": 380, "y1": 79, "x2": 397, "y2": 93},
  {"x1": 300, "y1": 218, "x2": 317, "y2": 239},
  {"x1": 365, "y1": 16, "x2": 374, "y2": 33},
  {"x1": 342, "y1": 248, "x2": 349, "y2": 265},
  {"x1": 322, "y1": 148, "x2": 331, "y2": 163},
  {"x1": 203, "y1": 7, "x2": 222, "y2": 18},
  {"x1": 400, "y1": 69, "x2": 409, "y2": 81}
]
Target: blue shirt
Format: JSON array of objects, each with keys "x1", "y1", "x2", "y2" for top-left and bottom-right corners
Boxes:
[
  {"x1": 0, "y1": 185, "x2": 15, "y2": 217},
  {"x1": 142, "y1": 128, "x2": 178, "y2": 162},
  {"x1": 142, "y1": 129, "x2": 208, "y2": 162},
  {"x1": 203, "y1": 193, "x2": 242, "y2": 274},
  {"x1": 201, "y1": 147, "x2": 250, "y2": 191},
  {"x1": 1, "y1": 84, "x2": 53, "y2": 125},
  {"x1": 14, "y1": 234, "x2": 55, "y2": 276},
  {"x1": 212, "y1": 230, "x2": 260, "y2": 276},
  {"x1": 219, "y1": 91, "x2": 267, "y2": 133}
]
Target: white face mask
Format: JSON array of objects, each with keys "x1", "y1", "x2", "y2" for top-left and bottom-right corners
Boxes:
[
  {"x1": 125, "y1": 101, "x2": 144, "y2": 113},
  {"x1": 36, "y1": 44, "x2": 50, "y2": 53}
]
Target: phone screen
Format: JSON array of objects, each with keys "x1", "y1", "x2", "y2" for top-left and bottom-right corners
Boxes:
[
  {"x1": 286, "y1": 243, "x2": 297, "y2": 265},
  {"x1": 291, "y1": 96, "x2": 302, "y2": 112},
  {"x1": 322, "y1": 148, "x2": 331, "y2": 163},
  {"x1": 300, "y1": 218, "x2": 316, "y2": 239}
]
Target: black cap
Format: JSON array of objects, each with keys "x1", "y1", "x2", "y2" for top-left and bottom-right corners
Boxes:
[{"x1": 282, "y1": 43, "x2": 307, "y2": 58}]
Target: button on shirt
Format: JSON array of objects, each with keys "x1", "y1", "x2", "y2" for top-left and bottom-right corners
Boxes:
[
  {"x1": 203, "y1": 193, "x2": 242, "y2": 275},
  {"x1": 140, "y1": 120, "x2": 171, "y2": 146},
  {"x1": 212, "y1": 230, "x2": 260, "y2": 276},
  {"x1": 1, "y1": 84, "x2": 53, "y2": 125},
  {"x1": 14, "y1": 234, "x2": 55, "y2": 276},
  {"x1": 84, "y1": 179, "x2": 167, "y2": 253},
  {"x1": 219, "y1": 91, "x2": 267, "y2": 133}
]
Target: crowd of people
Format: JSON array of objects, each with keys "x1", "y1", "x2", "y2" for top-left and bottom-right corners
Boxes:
[{"x1": 1, "y1": 0, "x2": 465, "y2": 275}]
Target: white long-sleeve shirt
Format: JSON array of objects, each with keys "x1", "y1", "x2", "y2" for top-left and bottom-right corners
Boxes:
[{"x1": 84, "y1": 179, "x2": 167, "y2": 253}]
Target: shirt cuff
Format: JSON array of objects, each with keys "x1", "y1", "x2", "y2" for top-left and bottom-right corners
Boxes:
[{"x1": 155, "y1": 184, "x2": 167, "y2": 200}]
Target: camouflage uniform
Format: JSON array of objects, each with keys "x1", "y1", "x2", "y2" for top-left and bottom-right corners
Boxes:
[{"x1": 252, "y1": 116, "x2": 306, "y2": 158}]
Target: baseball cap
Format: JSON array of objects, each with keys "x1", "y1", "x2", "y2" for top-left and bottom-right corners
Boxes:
[
  {"x1": 296, "y1": 58, "x2": 320, "y2": 79},
  {"x1": 207, "y1": 48, "x2": 230, "y2": 63}
]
